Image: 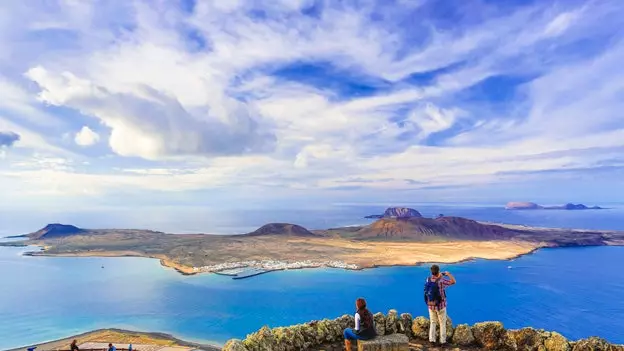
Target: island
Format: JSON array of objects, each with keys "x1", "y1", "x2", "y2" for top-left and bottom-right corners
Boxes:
[
  {"x1": 505, "y1": 202, "x2": 604, "y2": 210},
  {"x1": 3, "y1": 208, "x2": 623, "y2": 278},
  {"x1": 364, "y1": 206, "x2": 423, "y2": 218}
]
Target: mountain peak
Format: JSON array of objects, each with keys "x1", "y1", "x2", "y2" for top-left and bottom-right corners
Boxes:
[
  {"x1": 244, "y1": 223, "x2": 317, "y2": 237},
  {"x1": 28, "y1": 224, "x2": 85, "y2": 240}
]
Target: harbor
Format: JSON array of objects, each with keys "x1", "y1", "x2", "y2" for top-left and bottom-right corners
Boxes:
[{"x1": 192, "y1": 260, "x2": 360, "y2": 279}]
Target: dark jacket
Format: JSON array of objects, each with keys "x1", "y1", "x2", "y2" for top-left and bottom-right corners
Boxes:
[{"x1": 355, "y1": 307, "x2": 376, "y2": 339}]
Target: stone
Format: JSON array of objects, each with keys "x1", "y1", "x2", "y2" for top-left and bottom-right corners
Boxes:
[
  {"x1": 243, "y1": 326, "x2": 275, "y2": 351},
  {"x1": 452, "y1": 324, "x2": 475, "y2": 346},
  {"x1": 385, "y1": 309, "x2": 399, "y2": 334},
  {"x1": 272, "y1": 326, "x2": 309, "y2": 351},
  {"x1": 296, "y1": 323, "x2": 317, "y2": 349},
  {"x1": 223, "y1": 339, "x2": 248, "y2": 351},
  {"x1": 335, "y1": 314, "x2": 355, "y2": 331},
  {"x1": 374, "y1": 312, "x2": 386, "y2": 336},
  {"x1": 572, "y1": 337, "x2": 616, "y2": 351},
  {"x1": 411, "y1": 316, "x2": 429, "y2": 340},
  {"x1": 543, "y1": 332, "x2": 570, "y2": 351},
  {"x1": 472, "y1": 321, "x2": 516, "y2": 350},
  {"x1": 398, "y1": 313, "x2": 413, "y2": 337},
  {"x1": 357, "y1": 333, "x2": 410, "y2": 351},
  {"x1": 436, "y1": 315, "x2": 454, "y2": 340},
  {"x1": 508, "y1": 327, "x2": 547, "y2": 351},
  {"x1": 312, "y1": 319, "x2": 342, "y2": 344}
]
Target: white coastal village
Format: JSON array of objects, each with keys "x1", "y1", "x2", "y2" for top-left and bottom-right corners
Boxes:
[{"x1": 192, "y1": 259, "x2": 360, "y2": 274}]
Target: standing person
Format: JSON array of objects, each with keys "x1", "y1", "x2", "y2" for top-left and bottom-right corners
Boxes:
[
  {"x1": 343, "y1": 297, "x2": 376, "y2": 350},
  {"x1": 424, "y1": 264, "x2": 456, "y2": 346},
  {"x1": 107, "y1": 343, "x2": 116, "y2": 351},
  {"x1": 70, "y1": 340, "x2": 79, "y2": 351}
]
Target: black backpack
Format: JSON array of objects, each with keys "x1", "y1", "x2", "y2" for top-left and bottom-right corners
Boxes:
[{"x1": 424, "y1": 277, "x2": 442, "y2": 305}]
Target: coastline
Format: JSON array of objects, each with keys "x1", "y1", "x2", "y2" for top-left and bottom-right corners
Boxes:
[{"x1": 17, "y1": 240, "x2": 543, "y2": 277}]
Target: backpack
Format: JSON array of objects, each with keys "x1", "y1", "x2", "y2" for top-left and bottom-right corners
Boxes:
[{"x1": 424, "y1": 277, "x2": 442, "y2": 305}]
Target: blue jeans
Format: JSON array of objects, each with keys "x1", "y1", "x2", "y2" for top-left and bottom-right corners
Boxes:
[{"x1": 343, "y1": 328, "x2": 365, "y2": 340}]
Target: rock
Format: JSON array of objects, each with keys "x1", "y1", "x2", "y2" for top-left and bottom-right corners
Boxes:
[
  {"x1": 374, "y1": 312, "x2": 386, "y2": 336},
  {"x1": 357, "y1": 333, "x2": 410, "y2": 351},
  {"x1": 223, "y1": 339, "x2": 248, "y2": 351},
  {"x1": 411, "y1": 316, "x2": 429, "y2": 340},
  {"x1": 452, "y1": 324, "x2": 475, "y2": 346},
  {"x1": 383, "y1": 207, "x2": 423, "y2": 218},
  {"x1": 572, "y1": 337, "x2": 616, "y2": 351},
  {"x1": 437, "y1": 315, "x2": 454, "y2": 340},
  {"x1": 385, "y1": 309, "x2": 399, "y2": 334},
  {"x1": 243, "y1": 326, "x2": 275, "y2": 351},
  {"x1": 398, "y1": 313, "x2": 413, "y2": 337},
  {"x1": 312, "y1": 319, "x2": 342, "y2": 344},
  {"x1": 296, "y1": 323, "x2": 317, "y2": 349},
  {"x1": 245, "y1": 223, "x2": 317, "y2": 237},
  {"x1": 335, "y1": 314, "x2": 355, "y2": 331},
  {"x1": 508, "y1": 327, "x2": 546, "y2": 351},
  {"x1": 472, "y1": 321, "x2": 516, "y2": 350},
  {"x1": 543, "y1": 332, "x2": 570, "y2": 351},
  {"x1": 272, "y1": 326, "x2": 305, "y2": 351}
]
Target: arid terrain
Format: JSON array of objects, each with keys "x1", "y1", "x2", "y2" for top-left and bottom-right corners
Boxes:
[{"x1": 3, "y1": 215, "x2": 624, "y2": 275}]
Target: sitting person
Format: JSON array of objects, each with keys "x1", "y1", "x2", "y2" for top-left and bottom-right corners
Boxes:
[{"x1": 343, "y1": 297, "x2": 376, "y2": 350}]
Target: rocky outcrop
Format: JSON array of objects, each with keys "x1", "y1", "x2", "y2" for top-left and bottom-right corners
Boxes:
[
  {"x1": 543, "y1": 331, "x2": 571, "y2": 351},
  {"x1": 452, "y1": 324, "x2": 475, "y2": 346},
  {"x1": 398, "y1": 313, "x2": 413, "y2": 337},
  {"x1": 383, "y1": 207, "x2": 423, "y2": 218},
  {"x1": 357, "y1": 334, "x2": 409, "y2": 351},
  {"x1": 244, "y1": 223, "x2": 318, "y2": 237},
  {"x1": 572, "y1": 337, "x2": 617, "y2": 351},
  {"x1": 508, "y1": 327, "x2": 545, "y2": 351},
  {"x1": 354, "y1": 216, "x2": 520, "y2": 240},
  {"x1": 374, "y1": 312, "x2": 386, "y2": 336},
  {"x1": 223, "y1": 339, "x2": 247, "y2": 351},
  {"x1": 411, "y1": 316, "x2": 429, "y2": 340},
  {"x1": 385, "y1": 309, "x2": 399, "y2": 334},
  {"x1": 364, "y1": 207, "x2": 423, "y2": 219},
  {"x1": 472, "y1": 321, "x2": 516, "y2": 350},
  {"x1": 224, "y1": 312, "x2": 622, "y2": 351},
  {"x1": 27, "y1": 223, "x2": 85, "y2": 239}
]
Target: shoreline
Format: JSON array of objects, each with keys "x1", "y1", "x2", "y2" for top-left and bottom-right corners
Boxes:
[{"x1": 14, "y1": 240, "x2": 549, "y2": 277}]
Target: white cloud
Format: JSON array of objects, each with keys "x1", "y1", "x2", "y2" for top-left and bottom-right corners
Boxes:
[
  {"x1": 74, "y1": 126, "x2": 99, "y2": 146},
  {"x1": 0, "y1": 0, "x2": 622, "y2": 204},
  {"x1": 26, "y1": 66, "x2": 275, "y2": 160}
]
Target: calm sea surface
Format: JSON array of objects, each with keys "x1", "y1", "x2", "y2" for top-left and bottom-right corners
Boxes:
[{"x1": 1, "y1": 204, "x2": 624, "y2": 349}]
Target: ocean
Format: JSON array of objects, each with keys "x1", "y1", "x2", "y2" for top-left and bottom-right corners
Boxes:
[{"x1": 1, "y1": 204, "x2": 624, "y2": 349}]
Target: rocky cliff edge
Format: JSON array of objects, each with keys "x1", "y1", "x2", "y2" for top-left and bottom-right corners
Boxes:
[{"x1": 223, "y1": 310, "x2": 623, "y2": 351}]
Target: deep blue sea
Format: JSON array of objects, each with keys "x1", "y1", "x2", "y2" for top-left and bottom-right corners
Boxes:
[{"x1": 1, "y1": 204, "x2": 624, "y2": 349}]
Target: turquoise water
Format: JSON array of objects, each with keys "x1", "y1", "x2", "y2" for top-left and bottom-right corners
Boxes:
[
  {"x1": 1, "y1": 205, "x2": 624, "y2": 349},
  {"x1": 1, "y1": 246, "x2": 624, "y2": 349}
]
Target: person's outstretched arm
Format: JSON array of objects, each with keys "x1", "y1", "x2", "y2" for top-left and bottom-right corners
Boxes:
[{"x1": 444, "y1": 271, "x2": 456, "y2": 285}]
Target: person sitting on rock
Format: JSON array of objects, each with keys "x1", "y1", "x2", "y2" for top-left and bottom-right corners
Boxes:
[
  {"x1": 424, "y1": 264, "x2": 456, "y2": 346},
  {"x1": 343, "y1": 297, "x2": 376, "y2": 350}
]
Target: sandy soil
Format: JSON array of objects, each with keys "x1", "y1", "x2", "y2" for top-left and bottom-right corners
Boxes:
[
  {"x1": 7, "y1": 329, "x2": 219, "y2": 351},
  {"x1": 28, "y1": 238, "x2": 541, "y2": 275}
]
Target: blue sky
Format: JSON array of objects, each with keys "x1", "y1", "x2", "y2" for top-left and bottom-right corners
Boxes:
[{"x1": 1, "y1": 0, "x2": 623, "y2": 211}]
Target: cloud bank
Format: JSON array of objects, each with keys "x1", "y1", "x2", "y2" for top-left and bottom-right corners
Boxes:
[{"x1": 0, "y1": 0, "x2": 622, "y2": 206}]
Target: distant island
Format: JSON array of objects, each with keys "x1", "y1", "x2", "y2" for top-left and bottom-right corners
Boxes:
[
  {"x1": 364, "y1": 206, "x2": 423, "y2": 218},
  {"x1": 505, "y1": 202, "x2": 604, "y2": 210},
  {"x1": 2, "y1": 207, "x2": 623, "y2": 277}
]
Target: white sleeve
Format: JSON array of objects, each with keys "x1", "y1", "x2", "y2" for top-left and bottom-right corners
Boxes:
[{"x1": 355, "y1": 312, "x2": 361, "y2": 331}]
